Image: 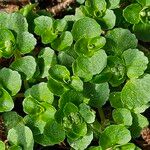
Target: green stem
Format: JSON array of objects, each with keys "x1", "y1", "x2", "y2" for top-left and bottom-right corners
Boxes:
[
  {"x1": 15, "y1": 93, "x2": 24, "y2": 98},
  {"x1": 14, "y1": 50, "x2": 21, "y2": 60},
  {"x1": 98, "y1": 107, "x2": 106, "y2": 124},
  {"x1": 24, "y1": 80, "x2": 29, "y2": 90}
]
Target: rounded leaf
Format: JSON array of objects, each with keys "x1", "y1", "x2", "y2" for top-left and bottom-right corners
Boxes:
[
  {"x1": 100, "y1": 125, "x2": 131, "y2": 149},
  {"x1": 10, "y1": 56, "x2": 37, "y2": 80},
  {"x1": 0, "y1": 68, "x2": 21, "y2": 96},
  {"x1": 113, "y1": 108, "x2": 132, "y2": 126},
  {"x1": 123, "y1": 4, "x2": 142, "y2": 24},
  {"x1": 71, "y1": 17, "x2": 102, "y2": 41}
]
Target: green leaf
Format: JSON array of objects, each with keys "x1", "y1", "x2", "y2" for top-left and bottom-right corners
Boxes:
[
  {"x1": 73, "y1": 50, "x2": 107, "y2": 81},
  {"x1": 0, "y1": 29, "x2": 15, "y2": 58},
  {"x1": 49, "y1": 65, "x2": 70, "y2": 83},
  {"x1": 122, "y1": 49, "x2": 148, "y2": 78},
  {"x1": 8, "y1": 12, "x2": 28, "y2": 33},
  {"x1": 85, "y1": 0, "x2": 107, "y2": 15},
  {"x1": 130, "y1": 113, "x2": 149, "y2": 138},
  {"x1": 20, "y1": 4, "x2": 37, "y2": 17},
  {"x1": 43, "y1": 120, "x2": 65, "y2": 145},
  {"x1": 116, "y1": 143, "x2": 138, "y2": 150},
  {"x1": 0, "y1": 141, "x2": 5, "y2": 150},
  {"x1": 0, "y1": 12, "x2": 9, "y2": 28},
  {"x1": 38, "y1": 47, "x2": 57, "y2": 78},
  {"x1": 0, "y1": 68, "x2": 21, "y2": 96},
  {"x1": 68, "y1": 130, "x2": 93, "y2": 150},
  {"x1": 136, "y1": 0, "x2": 150, "y2": 6},
  {"x1": 34, "y1": 16, "x2": 57, "y2": 44},
  {"x1": 70, "y1": 76, "x2": 83, "y2": 92},
  {"x1": 100, "y1": 125, "x2": 131, "y2": 149},
  {"x1": 2, "y1": 111, "x2": 23, "y2": 130},
  {"x1": 107, "y1": 56, "x2": 126, "y2": 87},
  {"x1": 58, "y1": 51, "x2": 75, "y2": 68},
  {"x1": 51, "y1": 31, "x2": 73, "y2": 51},
  {"x1": 106, "y1": 0, "x2": 120, "y2": 9},
  {"x1": 67, "y1": 122, "x2": 87, "y2": 140},
  {"x1": 75, "y1": 36, "x2": 106, "y2": 56},
  {"x1": 105, "y1": 28, "x2": 138, "y2": 55},
  {"x1": 123, "y1": 4, "x2": 142, "y2": 24},
  {"x1": 121, "y1": 74, "x2": 150, "y2": 109},
  {"x1": 10, "y1": 56, "x2": 37, "y2": 80},
  {"x1": 7, "y1": 124, "x2": 34, "y2": 150},
  {"x1": 88, "y1": 146, "x2": 102, "y2": 150},
  {"x1": 73, "y1": 56, "x2": 93, "y2": 81},
  {"x1": 71, "y1": 17, "x2": 102, "y2": 41},
  {"x1": 79, "y1": 103, "x2": 95, "y2": 123},
  {"x1": 112, "y1": 108, "x2": 132, "y2": 126},
  {"x1": 17, "y1": 32, "x2": 36, "y2": 54},
  {"x1": 133, "y1": 22, "x2": 150, "y2": 42},
  {"x1": 109, "y1": 92, "x2": 124, "y2": 108},
  {"x1": 48, "y1": 77, "x2": 68, "y2": 96},
  {"x1": 53, "y1": 19, "x2": 67, "y2": 33},
  {"x1": 63, "y1": 102, "x2": 78, "y2": 116},
  {"x1": 59, "y1": 90, "x2": 84, "y2": 108},
  {"x1": 84, "y1": 82, "x2": 110, "y2": 107},
  {"x1": 100, "y1": 9, "x2": 116, "y2": 29},
  {"x1": 9, "y1": 145, "x2": 22, "y2": 150},
  {"x1": 25, "y1": 82, "x2": 54, "y2": 104}
]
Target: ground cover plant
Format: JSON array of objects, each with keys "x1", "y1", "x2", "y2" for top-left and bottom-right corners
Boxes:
[{"x1": 0, "y1": 0, "x2": 150, "y2": 149}]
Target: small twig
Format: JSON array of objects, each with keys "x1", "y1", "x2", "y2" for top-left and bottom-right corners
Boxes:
[
  {"x1": 46, "y1": 0, "x2": 75, "y2": 16},
  {"x1": 141, "y1": 127, "x2": 150, "y2": 145}
]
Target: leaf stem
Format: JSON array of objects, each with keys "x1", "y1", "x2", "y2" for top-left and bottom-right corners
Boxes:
[
  {"x1": 24, "y1": 80, "x2": 29, "y2": 90},
  {"x1": 98, "y1": 107, "x2": 106, "y2": 124}
]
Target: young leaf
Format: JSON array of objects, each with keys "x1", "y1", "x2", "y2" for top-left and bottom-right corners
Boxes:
[
  {"x1": 8, "y1": 12, "x2": 28, "y2": 33},
  {"x1": 63, "y1": 102, "x2": 78, "y2": 116},
  {"x1": 17, "y1": 31, "x2": 37, "y2": 54},
  {"x1": 59, "y1": 90, "x2": 84, "y2": 108},
  {"x1": 112, "y1": 108, "x2": 132, "y2": 126},
  {"x1": 70, "y1": 76, "x2": 83, "y2": 92},
  {"x1": 107, "y1": 56, "x2": 126, "y2": 87},
  {"x1": 121, "y1": 74, "x2": 150, "y2": 109},
  {"x1": 79, "y1": 103, "x2": 95, "y2": 123},
  {"x1": 85, "y1": 0, "x2": 107, "y2": 15},
  {"x1": 7, "y1": 124, "x2": 34, "y2": 150},
  {"x1": 73, "y1": 50, "x2": 107, "y2": 81},
  {"x1": 0, "y1": 68, "x2": 21, "y2": 96},
  {"x1": 48, "y1": 77, "x2": 68, "y2": 96},
  {"x1": 130, "y1": 113, "x2": 149, "y2": 138},
  {"x1": 49, "y1": 65, "x2": 70, "y2": 83},
  {"x1": 122, "y1": 49, "x2": 148, "y2": 78},
  {"x1": 84, "y1": 82, "x2": 110, "y2": 107},
  {"x1": 100, "y1": 125, "x2": 131, "y2": 149},
  {"x1": 123, "y1": 4, "x2": 142, "y2": 24},
  {"x1": 100, "y1": 9, "x2": 116, "y2": 29},
  {"x1": 51, "y1": 31, "x2": 73, "y2": 51},
  {"x1": 106, "y1": 0, "x2": 120, "y2": 9},
  {"x1": 105, "y1": 28, "x2": 138, "y2": 55},
  {"x1": 53, "y1": 19, "x2": 67, "y2": 33},
  {"x1": 0, "y1": 87, "x2": 14, "y2": 112},
  {"x1": 71, "y1": 17, "x2": 102, "y2": 41},
  {"x1": 43, "y1": 120, "x2": 65, "y2": 145},
  {"x1": 68, "y1": 130, "x2": 93, "y2": 150},
  {"x1": 38, "y1": 47, "x2": 57, "y2": 78},
  {"x1": 0, "y1": 29, "x2": 15, "y2": 58},
  {"x1": 25, "y1": 82, "x2": 54, "y2": 104},
  {"x1": 10, "y1": 56, "x2": 37, "y2": 80},
  {"x1": 34, "y1": 16, "x2": 57, "y2": 44},
  {"x1": 109, "y1": 92, "x2": 124, "y2": 108}
]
